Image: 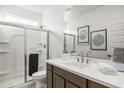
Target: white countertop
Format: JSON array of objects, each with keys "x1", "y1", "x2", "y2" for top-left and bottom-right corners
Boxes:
[{"x1": 46, "y1": 58, "x2": 124, "y2": 88}]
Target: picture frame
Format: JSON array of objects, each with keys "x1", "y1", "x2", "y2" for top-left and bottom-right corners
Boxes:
[
  {"x1": 90, "y1": 29, "x2": 107, "y2": 50},
  {"x1": 77, "y1": 25, "x2": 89, "y2": 43}
]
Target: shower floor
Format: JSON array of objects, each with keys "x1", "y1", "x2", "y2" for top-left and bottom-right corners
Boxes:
[{"x1": 0, "y1": 76, "x2": 32, "y2": 88}]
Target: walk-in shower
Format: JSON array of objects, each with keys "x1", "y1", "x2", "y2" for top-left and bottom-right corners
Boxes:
[{"x1": 0, "y1": 22, "x2": 49, "y2": 88}]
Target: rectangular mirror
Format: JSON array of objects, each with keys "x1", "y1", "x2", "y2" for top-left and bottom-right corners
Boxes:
[{"x1": 63, "y1": 33, "x2": 75, "y2": 53}]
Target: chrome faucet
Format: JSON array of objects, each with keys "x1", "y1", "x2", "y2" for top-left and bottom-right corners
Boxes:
[
  {"x1": 78, "y1": 52, "x2": 84, "y2": 63},
  {"x1": 87, "y1": 51, "x2": 91, "y2": 57},
  {"x1": 86, "y1": 51, "x2": 92, "y2": 64},
  {"x1": 70, "y1": 50, "x2": 76, "y2": 56}
]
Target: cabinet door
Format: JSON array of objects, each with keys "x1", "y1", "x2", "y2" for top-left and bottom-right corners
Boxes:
[
  {"x1": 53, "y1": 74, "x2": 65, "y2": 88},
  {"x1": 88, "y1": 80, "x2": 108, "y2": 88},
  {"x1": 66, "y1": 81, "x2": 79, "y2": 88},
  {"x1": 53, "y1": 66, "x2": 87, "y2": 88},
  {"x1": 47, "y1": 70, "x2": 52, "y2": 88}
]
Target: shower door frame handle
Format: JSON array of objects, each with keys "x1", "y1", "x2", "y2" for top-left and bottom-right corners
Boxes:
[{"x1": 24, "y1": 28, "x2": 27, "y2": 82}]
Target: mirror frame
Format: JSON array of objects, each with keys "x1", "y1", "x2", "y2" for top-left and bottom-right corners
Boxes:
[{"x1": 63, "y1": 33, "x2": 75, "y2": 53}]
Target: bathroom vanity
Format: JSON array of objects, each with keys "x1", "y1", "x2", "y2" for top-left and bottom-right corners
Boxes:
[
  {"x1": 47, "y1": 63, "x2": 107, "y2": 88},
  {"x1": 46, "y1": 58, "x2": 124, "y2": 88}
]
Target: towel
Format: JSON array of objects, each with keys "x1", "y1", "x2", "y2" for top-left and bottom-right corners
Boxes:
[
  {"x1": 98, "y1": 63, "x2": 117, "y2": 75},
  {"x1": 29, "y1": 54, "x2": 39, "y2": 76},
  {"x1": 113, "y1": 48, "x2": 124, "y2": 63}
]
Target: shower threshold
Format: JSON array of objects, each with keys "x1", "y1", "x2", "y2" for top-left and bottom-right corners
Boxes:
[{"x1": 0, "y1": 76, "x2": 32, "y2": 88}]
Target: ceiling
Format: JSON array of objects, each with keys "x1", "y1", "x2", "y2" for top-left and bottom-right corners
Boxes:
[
  {"x1": 16, "y1": 5, "x2": 74, "y2": 15},
  {"x1": 10, "y1": 5, "x2": 103, "y2": 18},
  {"x1": 65, "y1": 5, "x2": 104, "y2": 21},
  {"x1": 15, "y1": 5, "x2": 53, "y2": 14}
]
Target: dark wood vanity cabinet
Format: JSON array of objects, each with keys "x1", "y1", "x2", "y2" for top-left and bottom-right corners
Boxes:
[
  {"x1": 47, "y1": 63, "x2": 108, "y2": 88},
  {"x1": 47, "y1": 64, "x2": 53, "y2": 88},
  {"x1": 47, "y1": 70, "x2": 52, "y2": 88},
  {"x1": 66, "y1": 81, "x2": 80, "y2": 88},
  {"x1": 53, "y1": 74, "x2": 65, "y2": 88},
  {"x1": 88, "y1": 80, "x2": 108, "y2": 88}
]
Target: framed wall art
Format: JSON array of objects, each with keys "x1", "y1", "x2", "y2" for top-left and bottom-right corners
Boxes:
[
  {"x1": 91, "y1": 29, "x2": 107, "y2": 50},
  {"x1": 77, "y1": 25, "x2": 89, "y2": 43}
]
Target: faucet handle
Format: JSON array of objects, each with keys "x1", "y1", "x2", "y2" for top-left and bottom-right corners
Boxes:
[{"x1": 87, "y1": 51, "x2": 92, "y2": 57}]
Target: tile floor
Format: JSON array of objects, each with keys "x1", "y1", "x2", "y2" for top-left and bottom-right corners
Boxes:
[{"x1": 0, "y1": 76, "x2": 32, "y2": 88}]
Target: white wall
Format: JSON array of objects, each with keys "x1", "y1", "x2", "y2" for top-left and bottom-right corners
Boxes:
[
  {"x1": 42, "y1": 6, "x2": 65, "y2": 59},
  {"x1": 65, "y1": 5, "x2": 124, "y2": 59}
]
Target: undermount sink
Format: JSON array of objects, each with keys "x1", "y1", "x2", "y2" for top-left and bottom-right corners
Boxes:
[{"x1": 63, "y1": 62, "x2": 89, "y2": 69}]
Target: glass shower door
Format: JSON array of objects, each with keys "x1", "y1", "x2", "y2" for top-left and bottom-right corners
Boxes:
[
  {"x1": 26, "y1": 29, "x2": 48, "y2": 82},
  {"x1": 0, "y1": 25, "x2": 25, "y2": 87}
]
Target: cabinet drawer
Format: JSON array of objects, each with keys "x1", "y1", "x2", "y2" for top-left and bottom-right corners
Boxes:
[
  {"x1": 53, "y1": 66, "x2": 87, "y2": 88},
  {"x1": 88, "y1": 80, "x2": 108, "y2": 88},
  {"x1": 53, "y1": 66, "x2": 67, "y2": 78},
  {"x1": 66, "y1": 71, "x2": 87, "y2": 88},
  {"x1": 66, "y1": 81, "x2": 80, "y2": 88},
  {"x1": 47, "y1": 63, "x2": 53, "y2": 71}
]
